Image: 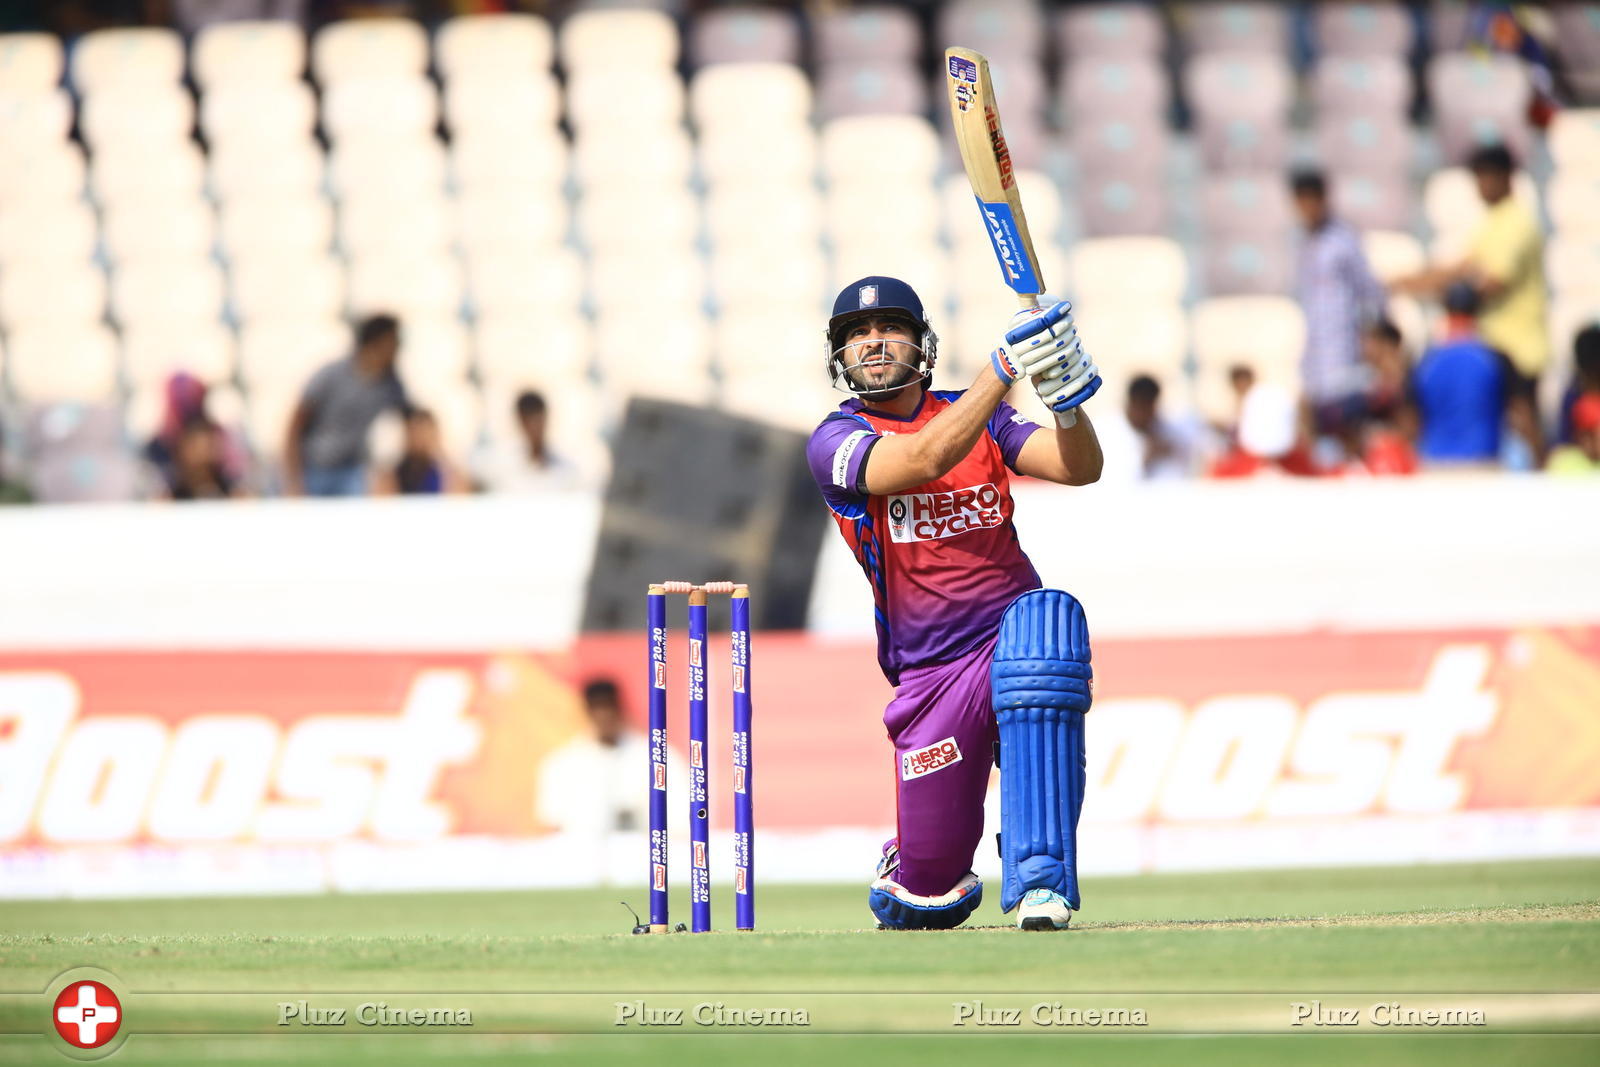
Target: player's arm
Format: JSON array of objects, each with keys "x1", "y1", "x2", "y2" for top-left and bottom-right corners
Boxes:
[
  {"x1": 1014, "y1": 408, "x2": 1103, "y2": 486},
  {"x1": 860, "y1": 366, "x2": 1012, "y2": 494}
]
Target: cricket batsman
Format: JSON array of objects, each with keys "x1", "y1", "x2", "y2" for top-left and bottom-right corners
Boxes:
[{"x1": 805, "y1": 276, "x2": 1102, "y2": 931}]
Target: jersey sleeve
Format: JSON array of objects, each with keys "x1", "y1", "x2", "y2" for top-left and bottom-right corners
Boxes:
[
  {"x1": 806, "y1": 413, "x2": 877, "y2": 516},
  {"x1": 988, "y1": 399, "x2": 1045, "y2": 471}
]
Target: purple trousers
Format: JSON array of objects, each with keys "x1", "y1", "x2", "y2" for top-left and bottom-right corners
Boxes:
[{"x1": 883, "y1": 633, "x2": 998, "y2": 897}]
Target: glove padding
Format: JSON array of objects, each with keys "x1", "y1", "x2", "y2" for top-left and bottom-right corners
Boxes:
[{"x1": 997, "y1": 299, "x2": 1102, "y2": 417}]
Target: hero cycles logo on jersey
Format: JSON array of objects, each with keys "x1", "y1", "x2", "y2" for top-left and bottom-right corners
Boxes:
[
  {"x1": 887, "y1": 482, "x2": 1004, "y2": 543},
  {"x1": 902, "y1": 736, "x2": 963, "y2": 781}
]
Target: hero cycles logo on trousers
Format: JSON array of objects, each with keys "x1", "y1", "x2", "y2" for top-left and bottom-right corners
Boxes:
[{"x1": 888, "y1": 483, "x2": 1003, "y2": 543}]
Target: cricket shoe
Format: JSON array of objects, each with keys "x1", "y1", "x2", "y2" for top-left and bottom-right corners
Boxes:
[{"x1": 1016, "y1": 888, "x2": 1073, "y2": 931}]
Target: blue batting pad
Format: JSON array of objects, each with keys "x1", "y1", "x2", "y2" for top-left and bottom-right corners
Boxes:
[{"x1": 991, "y1": 589, "x2": 1092, "y2": 913}]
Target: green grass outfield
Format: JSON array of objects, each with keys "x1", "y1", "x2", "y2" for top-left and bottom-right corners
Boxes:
[{"x1": 1, "y1": 858, "x2": 1596, "y2": 1065}]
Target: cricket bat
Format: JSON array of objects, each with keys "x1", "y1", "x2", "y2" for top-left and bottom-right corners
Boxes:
[{"x1": 944, "y1": 46, "x2": 1046, "y2": 311}]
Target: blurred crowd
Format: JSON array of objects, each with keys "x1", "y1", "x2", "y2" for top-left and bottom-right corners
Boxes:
[{"x1": 1094, "y1": 144, "x2": 1600, "y2": 483}]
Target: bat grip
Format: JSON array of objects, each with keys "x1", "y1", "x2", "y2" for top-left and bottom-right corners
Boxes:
[{"x1": 1018, "y1": 294, "x2": 1041, "y2": 311}]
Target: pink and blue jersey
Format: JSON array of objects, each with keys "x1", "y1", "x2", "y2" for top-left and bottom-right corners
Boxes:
[{"x1": 806, "y1": 390, "x2": 1045, "y2": 684}]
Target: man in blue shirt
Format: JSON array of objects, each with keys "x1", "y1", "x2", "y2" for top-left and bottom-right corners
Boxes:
[{"x1": 1411, "y1": 283, "x2": 1507, "y2": 464}]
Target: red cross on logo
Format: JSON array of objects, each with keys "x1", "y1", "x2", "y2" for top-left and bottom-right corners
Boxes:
[{"x1": 53, "y1": 980, "x2": 121, "y2": 1049}]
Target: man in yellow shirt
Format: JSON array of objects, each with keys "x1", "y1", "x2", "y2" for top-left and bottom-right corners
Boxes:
[{"x1": 1396, "y1": 144, "x2": 1549, "y2": 388}]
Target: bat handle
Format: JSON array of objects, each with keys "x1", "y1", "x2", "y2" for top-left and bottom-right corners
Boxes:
[{"x1": 1018, "y1": 293, "x2": 1042, "y2": 311}]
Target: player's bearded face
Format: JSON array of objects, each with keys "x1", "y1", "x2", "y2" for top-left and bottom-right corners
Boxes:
[{"x1": 840, "y1": 316, "x2": 921, "y2": 394}]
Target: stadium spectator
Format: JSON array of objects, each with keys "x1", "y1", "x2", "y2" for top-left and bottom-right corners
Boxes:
[
  {"x1": 1393, "y1": 144, "x2": 1548, "y2": 401},
  {"x1": 1209, "y1": 379, "x2": 1322, "y2": 478},
  {"x1": 535, "y1": 677, "x2": 662, "y2": 838},
  {"x1": 1358, "y1": 320, "x2": 1420, "y2": 476},
  {"x1": 283, "y1": 314, "x2": 410, "y2": 498},
  {"x1": 144, "y1": 372, "x2": 246, "y2": 497},
  {"x1": 474, "y1": 390, "x2": 584, "y2": 492},
  {"x1": 1556, "y1": 325, "x2": 1600, "y2": 445},
  {"x1": 166, "y1": 416, "x2": 243, "y2": 501},
  {"x1": 1098, "y1": 375, "x2": 1196, "y2": 481},
  {"x1": 374, "y1": 408, "x2": 469, "y2": 495},
  {"x1": 1411, "y1": 283, "x2": 1506, "y2": 466},
  {"x1": 1547, "y1": 395, "x2": 1600, "y2": 476},
  {"x1": 1290, "y1": 169, "x2": 1385, "y2": 444}
]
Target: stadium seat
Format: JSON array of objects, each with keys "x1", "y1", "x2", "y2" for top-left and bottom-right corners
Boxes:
[
  {"x1": 4, "y1": 322, "x2": 119, "y2": 402},
  {"x1": 559, "y1": 9, "x2": 678, "y2": 72},
  {"x1": 395, "y1": 315, "x2": 473, "y2": 395},
  {"x1": 1054, "y1": 4, "x2": 1167, "y2": 60},
  {"x1": 478, "y1": 377, "x2": 610, "y2": 484},
  {"x1": 321, "y1": 77, "x2": 439, "y2": 141},
  {"x1": 1425, "y1": 54, "x2": 1531, "y2": 166},
  {"x1": 826, "y1": 182, "x2": 941, "y2": 245},
  {"x1": 819, "y1": 115, "x2": 940, "y2": 185},
  {"x1": 593, "y1": 307, "x2": 712, "y2": 381},
  {"x1": 0, "y1": 259, "x2": 105, "y2": 328},
  {"x1": 705, "y1": 186, "x2": 821, "y2": 260},
  {"x1": 464, "y1": 247, "x2": 584, "y2": 317},
  {"x1": 566, "y1": 67, "x2": 684, "y2": 131},
  {"x1": 90, "y1": 141, "x2": 206, "y2": 205},
  {"x1": 192, "y1": 20, "x2": 306, "y2": 89},
  {"x1": 79, "y1": 86, "x2": 194, "y2": 149},
  {"x1": 200, "y1": 83, "x2": 318, "y2": 147},
  {"x1": 70, "y1": 27, "x2": 184, "y2": 92},
  {"x1": 312, "y1": 18, "x2": 428, "y2": 84},
  {"x1": 109, "y1": 257, "x2": 226, "y2": 327},
  {"x1": 328, "y1": 138, "x2": 446, "y2": 198},
  {"x1": 218, "y1": 196, "x2": 334, "y2": 259},
  {"x1": 0, "y1": 141, "x2": 85, "y2": 202},
  {"x1": 338, "y1": 193, "x2": 453, "y2": 256},
  {"x1": 209, "y1": 140, "x2": 324, "y2": 200},
  {"x1": 0, "y1": 88, "x2": 72, "y2": 154},
  {"x1": 1330, "y1": 171, "x2": 1414, "y2": 232},
  {"x1": 1309, "y1": 55, "x2": 1411, "y2": 118},
  {"x1": 237, "y1": 317, "x2": 350, "y2": 395},
  {"x1": 1551, "y1": 3, "x2": 1600, "y2": 104},
  {"x1": 689, "y1": 6, "x2": 801, "y2": 66},
  {"x1": 589, "y1": 251, "x2": 706, "y2": 314},
  {"x1": 1184, "y1": 52, "x2": 1293, "y2": 121},
  {"x1": 1548, "y1": 109, "x2": 1600, "y2": 172},
  {"x1": 1545, "y1": 237, "x2": 1600, "y2": 296},
  {"x1": 0, "y1": 199, "x2": 97, "y2": 265},
  {"x1": 451, "y1": 131, "x2": 567, "y2": 194},
  {"x1": 1066, "y1": 115, "x2": 1170, "y2": 181},
  {"x1": 576, "y1": 186, "x2": 697, "y2": 251},
  {"x1": 1362, "y1": 230, "x2": 1427, "y2": 284},
  {"x1": 815, "y1": 60, "x2": 927, "y2": 120},
  {"x1": 120, "y1": 319, "x2": 237, "y2": 388},
  {"x1": 1059, "y1": 58, "x2": 1170, "y2": 122},
  {"x1": 689, "y1": 63, "x2": 812, "y2": 131},
  {"x1": 434, "y1": 13, "x2": 553, "y2": 79},
  {"x1": 229, "y1": 253, "x2": 347, "y2": 322},
  {"x1": 1179, "y1": 2, "x2": 1290, "y2": 55},
  {"x1": 1426, "y1": 0, "x2": 1473, "y2": 53},
  {"x1": 832, "y1": 239, "x2": 952, "y2": 313},
  {"x1": 0, "y1": 32, "x2": 64, "y2": 91},
  {"x1": 1312, "y1": 2, "x2": 1414, "y2": 56},
  {"x1": 814, "y1": 6, "x2": 920, "y2": 65},
  {"x1": 937, "y1": 0, "x2": 1047, "y2": 62},
  {"x1": 456, "y1": 192, "x2": 567, "y2": 257},
  {"x1": 710, "y1": 246, "x2": 827, "y2": 309},
  {"x1": 443, "y1": 76, "x2": 562, "y2": 135},
  {"x1": 473, "y1": 312, "x2": 594, "y2": 387},
  {"x1": 1547, "y1": 172, "x2": 1600, "y2": 236},
  {"x1": 700, "y1": 126, "x2": 816, "y2": 188},
  {"x1": 948, "y1": 240, "x2": 1067, "y2": 305},
  {"x1": 346, "y1": 254, "x2": 466, "y2": 320},
  {"x1": 721, "y1": 366, "x2": 839, "y2": 434},
  {"x1": 1074, "y1": 299, "x2": 1188, "y2": 379},
  {"x1": 1076, "y1": 174, "x2": 1168, "y2": 236},
  {"x1": 573, "y1": 128, "x2": 692, "y2": 188},
  {"x1": 23, "y1": 402, "x2": 140, "y2": 503},
  {"x1": 1202, "y1": 234, "x2": 1294, "y2": 296},
  {"x1": 1190, "y1": 295, "x2": 1306, "y2": 420},
  {"x1": 1069, "y1": 236, "x2": 1189, "y2": 306},
  {"x1": 1314, "y1": 114, "x2": 1414, "y2": 175},
  {"x1": 102, "y1": 199, "x2": 215, "y2": 262},
  {"x1": 1202, "y1": 172, "x2": 1294, "y2": 236}
]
